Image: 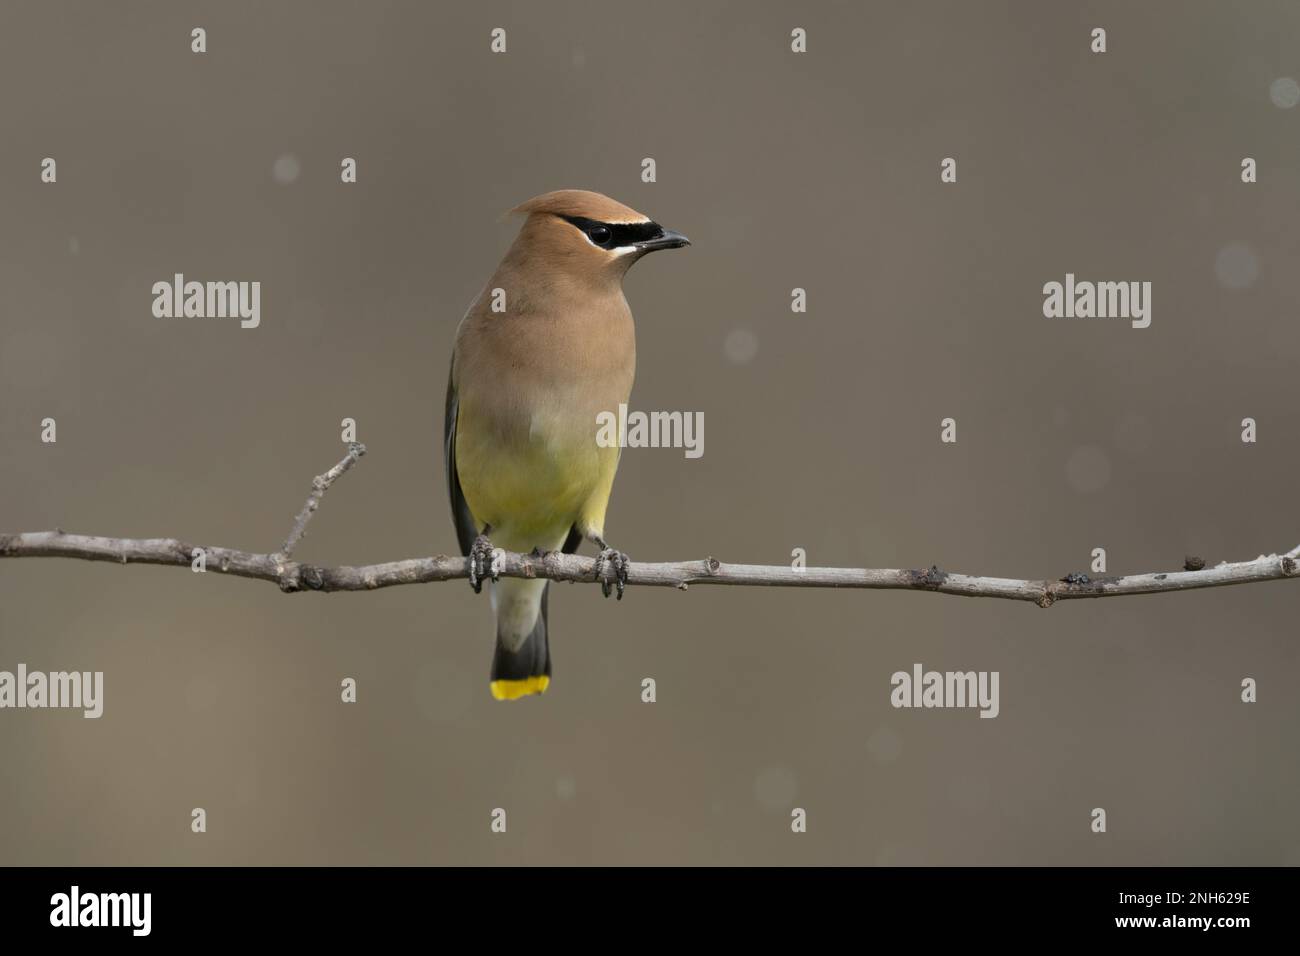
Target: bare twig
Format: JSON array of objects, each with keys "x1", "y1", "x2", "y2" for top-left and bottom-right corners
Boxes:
[
  {"x1": 277, "y1": 442, "x2": 366, "y2": 558},
  {"x1": 1, "y1": 448, "x2": 1297, "y2": 605}
]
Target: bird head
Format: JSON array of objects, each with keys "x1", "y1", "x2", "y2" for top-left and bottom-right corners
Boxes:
[{"x1": 507, "y1": 189, "x2": 690, "y2": 282}]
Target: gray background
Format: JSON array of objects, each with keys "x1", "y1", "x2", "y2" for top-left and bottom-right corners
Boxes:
[{"x1": 1, "y1": 0, "x2": 1298, "y2": 865}]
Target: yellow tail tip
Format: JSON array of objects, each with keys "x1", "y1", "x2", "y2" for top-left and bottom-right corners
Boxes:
[{"x1": 490, "y1": 675, "x2": 551, "y2": 700}]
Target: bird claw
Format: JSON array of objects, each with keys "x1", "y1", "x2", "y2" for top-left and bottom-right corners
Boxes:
[
  {"x1": 593, "y1": 547, "x2": 629, "y2": 600},
  {"x1": 469, "y1": 533, "x2": 498, "y2": 594}
]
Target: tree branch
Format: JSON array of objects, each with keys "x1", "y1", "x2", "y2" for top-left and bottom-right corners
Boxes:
[
  {"x1": 277, "y1": 441, "x2": 365, "y2": 558},
  {"x1": 2, "y1": 447, "x2": 1297, "y2": 606}
]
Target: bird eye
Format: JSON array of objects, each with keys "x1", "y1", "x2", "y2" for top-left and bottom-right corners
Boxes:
[{"x1": 587, "y1": 225, "x2": 613, "y2": 246}]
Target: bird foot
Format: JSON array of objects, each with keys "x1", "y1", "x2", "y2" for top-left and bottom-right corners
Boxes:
[
  {"x1": 468, "y1": 533, "x2": 500, "y2": 594},
  {"x1": 593, "y1": 545, "x2": 630, "y2": 600}
]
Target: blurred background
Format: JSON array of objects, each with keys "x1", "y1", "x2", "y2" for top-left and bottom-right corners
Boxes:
[{"x1": 2, "y1": 0, "x2": 1298, "y2": 865}]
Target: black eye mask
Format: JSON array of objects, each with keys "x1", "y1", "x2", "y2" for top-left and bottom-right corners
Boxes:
[{"x1": 558, "y1": 214, "x2": 664, "y2": 249}]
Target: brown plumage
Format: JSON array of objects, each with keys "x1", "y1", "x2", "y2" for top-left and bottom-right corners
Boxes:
[{"x1": 444, "y1": 189, "x2": 690, "y2": 699}]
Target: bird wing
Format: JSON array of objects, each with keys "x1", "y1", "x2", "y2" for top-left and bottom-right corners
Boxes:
[
  {"x1": 444, "y1": 365, "x2": 481, "y2": 556},
  {"x1": 561, "y1": 524, "x2": 583, "y2": 555}
]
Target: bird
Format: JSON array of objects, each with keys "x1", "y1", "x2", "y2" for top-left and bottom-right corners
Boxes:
[{"x1": 445, "y1": 189, "x2": 690, "y2": 700}]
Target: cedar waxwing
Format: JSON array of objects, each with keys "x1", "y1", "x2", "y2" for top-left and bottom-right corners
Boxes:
[{"x1": 445, "y1": 189, "x2": 690, "y2": 700}]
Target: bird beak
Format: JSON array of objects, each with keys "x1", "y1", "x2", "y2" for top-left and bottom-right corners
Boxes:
[{"x1": 636, "y1": 229, "x2": 691, "y2": 253}]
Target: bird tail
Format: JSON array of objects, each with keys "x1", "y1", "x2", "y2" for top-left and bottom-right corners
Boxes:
[{"x1": 489, "y1": 580, "x2": 552, "y2": 700}]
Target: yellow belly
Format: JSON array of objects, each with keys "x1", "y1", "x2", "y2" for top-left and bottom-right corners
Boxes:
[{"x1": 455, "y1": 401, "x2": 618, "y2": 552}]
